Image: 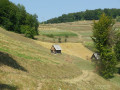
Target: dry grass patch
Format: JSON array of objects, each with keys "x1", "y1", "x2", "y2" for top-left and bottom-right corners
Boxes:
[{"x1": 36, "y1": 41, "x2": 93, "y2": 60}]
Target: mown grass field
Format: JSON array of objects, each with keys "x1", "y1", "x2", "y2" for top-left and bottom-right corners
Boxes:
[
  {"x1": 39, "y1": 30, "x2": 77, "y2": 37},
  {"x1": 0, "y1": 20, "x2": 120, "y2": 90}
]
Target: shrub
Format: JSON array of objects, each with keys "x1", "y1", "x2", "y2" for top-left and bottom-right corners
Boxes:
[
  {"x1": 58, "y1": 37, "x2": 61, "y2": 43},
  {"x1": 21, "y1": 25, "x2": 35, "y2": 39},
  {"x1": 116, "y1": 16, "x2": 120, "y2": 22}
]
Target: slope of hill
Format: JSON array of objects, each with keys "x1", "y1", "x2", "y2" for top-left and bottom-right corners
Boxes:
[
  {"x1": 36, "y1": 41, "x2": 92, "y2": 60},
  {"x1": 39, "y1": 21, "x2": 120, "y2": 51},
  {"x1": 0, "y1": 27, "x2": 120, "y2": 90}
]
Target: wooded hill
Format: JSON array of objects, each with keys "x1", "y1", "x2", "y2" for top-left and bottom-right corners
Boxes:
[
  {"x1": 45, "y1": 8, "x2": 120, "y2": 23},
  {"x1": 0, "y1": 0, "x2": 39, "y2": 39}
]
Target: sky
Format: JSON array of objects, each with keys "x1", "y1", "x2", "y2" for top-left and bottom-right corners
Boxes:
[{"x1": 9, "y1": 0, "x2": 120, "y2": 22}]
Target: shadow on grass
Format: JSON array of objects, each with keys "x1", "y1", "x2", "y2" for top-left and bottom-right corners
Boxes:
[
  {"x1": 33, "y1": 37, "x2": 38, "y2": 40},
  {"x1": 0, "y1": 84, "x2": 17, "y2": 90},
  {"x1": 0, "y1": 51, "x2": 27, "y2": 72}
]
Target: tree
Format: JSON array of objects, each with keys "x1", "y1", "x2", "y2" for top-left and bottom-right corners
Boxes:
[
  {"x1": 92, "y1": 14, "x2": 117, "y2": 79},
  {"x1": 21, "y1": 25, "x2": 35, "y2": 39},
  {"x1": 0, "y1": 0, "x2": 39, "y2": 39},
  {"x1": 114, "y1": 41, "x2": 120, "y2": 62},
  {"x1": 58, "y1": 37, "x2": 61, "y2": 43},
  {"x1": 116, "y1": 16, "x2": 120, "y2": 22},
  {"x1": 114, "y1": 33, "x2": 120, "y2": 62},
  {"x1": 25, "y1": 26, "x2": 35, "y2": 39},
  {"x1": 65, "y1": 35, "x2": 68, "y2": 42},
  {"x1": 45, "y1": 8, "x2": 120, "y2": 24}
]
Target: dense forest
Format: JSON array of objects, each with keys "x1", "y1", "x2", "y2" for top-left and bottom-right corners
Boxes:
[
  {"x1": 0, "y1": 0, "x2": 39, "y2": 39},
  {"x1": 45, "y1": 8, "x2": 120, "y2": 24}
]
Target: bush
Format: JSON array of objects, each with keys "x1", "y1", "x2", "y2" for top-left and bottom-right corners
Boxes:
[
  {"x1": 116, "y1": 16, "x2": 120, "y2": 22},
  {"x1": 25, "y1": 27, "x2": 35, "y2": 39},
  {"x1": 47, "y1": 34, "x2": 54, "y2": 38},
  {"x1": 58, "y1": 37, "x2": 61, "y2": 43},
  {"x1": 114, "y1": 33, "x2": 120, "y2": 62},
  {"x1": 21, "y1": 25, "x2": 35, "y2": 39}
]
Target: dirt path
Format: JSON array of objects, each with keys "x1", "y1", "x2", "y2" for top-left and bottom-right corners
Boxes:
[
  {"x1": 63, "y1": 70, "x2": 94, "y2": 84},
  {"x1": 37, "y1": 82, "x2": 42, "y2": 90}
]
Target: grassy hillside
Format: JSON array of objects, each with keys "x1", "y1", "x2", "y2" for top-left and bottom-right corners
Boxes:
[
  {"x1": 39, "y1": 21, "x2": 120, "y2": 51},
  {"x1": 38, "y1": 21, "x2": 93, "y2": 44},
  {"x1": 36, "y1": 41, "x2": 92, "y2": 60},
  {"x1": 0, "y1": 24, "x2": 120, "y2": 90}
]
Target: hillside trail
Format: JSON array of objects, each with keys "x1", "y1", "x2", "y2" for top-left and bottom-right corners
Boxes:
[
  {"x1": 37, "y1": 82, "x2": 42, "y2": 90},
  {"x1": 63, "y1": 70, "x2": 94, "y2": 84}
]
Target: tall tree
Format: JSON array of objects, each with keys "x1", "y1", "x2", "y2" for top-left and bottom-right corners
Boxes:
[
  {"x1": 114, "y1": 33, "x2": 120, "y2": 62},
  {"x1": 92, "y1": 14, "x2": 117, "y2": 79},
  {"x1": 0, "y1": 0, "x2": 39, "y2": 39}
]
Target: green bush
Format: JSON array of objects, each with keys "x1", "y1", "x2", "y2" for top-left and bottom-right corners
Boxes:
[
  {"x1": 47, "y1": 34, "x2": 54, "y2": 38},
  {"x1": 116, "y1": 16, "x2": 120, "y2": 22},
  {"x1": 114, "y1": 33, "x2": 120, "y2": 62},
  {"x1": 58, "y1": 37, "x2": 61, "y2": 43},
  {"x1": 25, "y1": 27, "x2": 35, "y2": 39},
  {"x1": 21, "y1": 25, "x2": 35, "y2": 39}
]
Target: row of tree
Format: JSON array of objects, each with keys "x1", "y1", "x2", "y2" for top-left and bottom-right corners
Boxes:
[
  {"x1": 45, "y1": 8, "x2": 120, "y2": 24},
  {"x1": 0, "y1": 0, "x2": 39, "y2": 38},
  {"x1": 92, "y1": 14, "x2": 120, "y2": 79}
]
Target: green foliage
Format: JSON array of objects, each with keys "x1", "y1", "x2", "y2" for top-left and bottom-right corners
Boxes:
[
  {"x1": 47, "y1": 34, "x2": 54, "y2": 38},
  {"x1": 92, "y1": 14, "x2": 115, "y2": 50},
  {"x1": 92, "y1": 14, "x2": 117, "y2": 79},
  {"x1": 58, "y1": 37, "x2": 61, "y2": 43},
  {"x1": 65, "y1": 35, "x2": 68, "y2": 42},
  {"x1": 40, "y1": 30, "x2": 77, "y2": 37},
  {"x1": 116, "y1": 16, "x2": 120, "y2": 22},
  {"x1": 114, "y1": 33, "x2": 120, "y2": 62},
  {"x1": 2, "y1": 17, "x2": 13, "y2": 30},
  {"x1": 84, "y1": 42, "x2": 95, "y2": 52},
  {"x1": 99, "y1": 48, "x2": 117, "y2": 79},
  {"x1": 114, "y1": 41, "x2": 120, "y2": 61},
  {"x1": 65, "y1": 38, "x2": 67, "y2": 42},
  {"x1": 0, "y1": 0, "x2": 39, "y2": 39},
  {"x1": 45, "y1": 9, "x2": 120, "y2": 23},
  {"x1": 22, "y1": 26, "x2": 35, "y2": 39}
]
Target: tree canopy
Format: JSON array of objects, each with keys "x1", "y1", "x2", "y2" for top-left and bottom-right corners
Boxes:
[
  {"x1": 45, "y1": 8, "x2": 120, "y2": 24},
  {"x1": 92, "y1": 14, "x2": 117, "y2": 79},
  {"x1": 0, "y1": 0, "x2": 39, "y2": 39}
]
